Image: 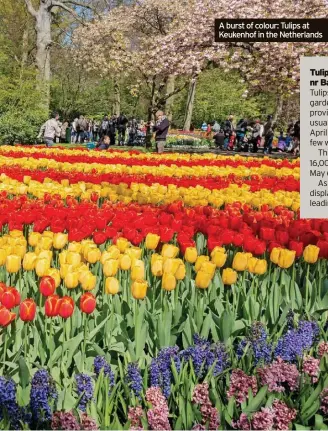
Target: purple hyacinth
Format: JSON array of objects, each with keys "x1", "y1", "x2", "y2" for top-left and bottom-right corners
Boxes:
[
  {"x1": 75, "y1": 374, "x2": 94, "y2": 412},
  {"x1": 0, "y1": 376, "x2": 29, "y2": 429},
  {"x1": 93, "y1": 356, "x2": 114, "y2": 392},
  {"x1": 236, "y1": 323, "x2": 272, "y2": 365},
  {"x1": 126, "y1": 363, "x2": 143, "y2": 398},
  {"x1": 274, "y1": 320, "x2": 319, "y2": 362},
  {"x1": 150, "y1": 346, "x2": 180, "y2": 398},
  {"x1": 181, "y1": 334, "x2": 229, "y2": 377},
  {"x1": 30, "y1": 369, "x2": 57, "y2": 427}
]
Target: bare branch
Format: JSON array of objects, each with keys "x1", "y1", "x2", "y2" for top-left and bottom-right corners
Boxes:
[
  {"x1": 61, "y1": 0, "x2": 102, "y2": 18},
  {"x1": 50, "y1": 1, "x2": 88, "y2": 25},
  {"x1": 24, "y1": 0, "x2": 37, "y2": 18}
]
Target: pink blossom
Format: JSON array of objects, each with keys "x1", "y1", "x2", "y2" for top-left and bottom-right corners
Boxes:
[
  {"x1": 251, "y1": 408, "x2": 274, "y2": 430},
  {"x1": 320, "y1": 388, "x2": 328, "y2": 415},
  {"x1": 192, "y1": 383, "x2": 220, "y2": 430},
  {"x1": 146, "y1": 387, "x2": 171, "y2": 431},
  {"x1": 227, "y1": 369, "x2": 257, "y2": 403},
  {"x1": 302, "y1": 356, "x2": 320, "y2": 383},
  {"x1": 232, "y1": 413, "x2": 251, "y2": 430},
  {"x1": 318, "y1": 342, "x2": 328, "y2": 358},
  {"x1": 272, "y1": 400, "x2": 297, "y2": 430},
  {"x1": 128, "y1": 406, "x2": 144, "y2": 430},
  {"x1": 257, "y1": 357, "x2": 299, "y2": 393}
]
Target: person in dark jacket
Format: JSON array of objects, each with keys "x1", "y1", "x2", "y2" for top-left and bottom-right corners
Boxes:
[
  {"x1": 117, "y1": 113, "x2": 128, "y2": 145},
  {"x1": 109, "y1": 115, "x2": 117, "y2": 146},
  {"x1": 153, "y1": 110, "x2": 170, "y2": 153},
  {"x1": 263, "y1": 115, "x2": 274, "y2": 154},
  {"x1": 223, "y1": 115, "x2": 234, "y2": 150},
  {"x1": 99, "y1": 115, "x2": 109, "y2": 139}
]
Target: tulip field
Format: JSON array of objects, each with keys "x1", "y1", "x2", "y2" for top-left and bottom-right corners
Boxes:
[{"x1": 0, "y1": 145, "x2": 327, "y2": 430}]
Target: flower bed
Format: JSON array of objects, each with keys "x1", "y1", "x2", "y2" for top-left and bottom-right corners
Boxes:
[{"x1": 0, "y1": 146, "x2": 326, "y2": 430}]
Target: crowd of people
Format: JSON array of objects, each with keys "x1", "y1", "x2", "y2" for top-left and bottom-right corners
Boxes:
[
  {"x1": 37, "y1": 111, "x2": 300, "y2": 156},
  {"x1": 207, "y1": 116, "x2": 300, "y2": 155}
]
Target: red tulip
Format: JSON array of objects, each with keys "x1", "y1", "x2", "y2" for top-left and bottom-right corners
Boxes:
[
  {"x1": 39, "y1": 276, "x2": 56, "y2": 297},
  {"x1": 289, "y1": 241, "x2": 304, "y2": 258},
  {"x1": 1, "y1": 287, "x2": 20, "y2": 309},
  {"x1": 80, "y1": 293, "x2": 96, "y2": 314},
  {"x1": 58, "y1": 296, "x2": 74, "y2": 319},
  {"x1": 0, "y1": 306, "x2": 16, "y2": 326},
  {"x1": 45, "y1": 294, "x2": 60, "y2": 317},
  {"x1": 260, "y1": 227, "x2": 275, "y2": 242},
  {"x1": 93, "y1": 231, "x2": 107, "y2": 245},
  {"x1": 19, "y1": 299, "x2": 36, "y2": 322},
  {"x1": 90, "y1": 192, "x2": 99, "y2": 202}
]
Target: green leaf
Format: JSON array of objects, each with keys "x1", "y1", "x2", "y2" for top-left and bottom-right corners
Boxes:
[
  {"x1": 18, "y1": 357, "x2": 30, "y2": 389},
  {"x1": 243, "y1": 386, "x2": 267, "y2": 414}
]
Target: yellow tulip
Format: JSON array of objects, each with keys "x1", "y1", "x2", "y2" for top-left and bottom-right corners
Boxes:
[
  {"x1": 119, "y1": 254, "x2": 131, "y2": 270},
  {"x1": 35, "y1": 258, "x2": 50, "y2": 277},
  {"x1": 247, "y1": 257, "x2": 267, "y2": 275},
  {"x1": 9, "y1": 230, "x2": 23, "y2": 238},
  {"x1": 145, "y1": 233, "x2": 160, "y2": 250},
  {"x1": 131, "y1": 259, "x2": 145, "y2": 280},
  {"x1": 65, "y1": 272, "x2": 79, "y2": 289},
  {"x1": 222, "y1": 268, "x2": 237, "y2": 285},
  {"x1": 59, "y1": 250, "x2": 67, "y2": 266},
  {"x1": 39, "y1": 237, "x2": 53, "y2": 250},
  {"x1": 175, "y1": 262, "x2": 186, "y2": 280},
  {"x1": 86, "y1": 248, "x2": 101, "y2": 264},
  {"x1": 60, "y1": 264, "x2": 75, "y2": 279},
  {"x1": 278, "y1": 249, "x2": 296, "y2": 269},
  {"x1": 100, "y1": 251, "x2": 112, "y2": 265},
  {"x1": 163, "y1": 258, "x2": 181, "y2": 275},
  {"x1": 270, "y1": 247, "x2": 281, "y2": 265},
  {"x1": 210, "y1": 246, "x2": 226, "y2": 257},
  {"x1": 53, "y1": 233, "x2": 68, "y2": 250},
  {"x1": 303, "y1": 245, "x2": 320, "y2": 264},
  {"x1": 125, "y1": 247, "x2": 142, "y2": 260},
  {"x1": 103, "y1": 259, "x2": 119, "y2": 277},
  {"x1": 66, "y1": 251, "x2": 81, "y2": 266},
  {"x1": 23, "y1": 175, "x2": 31, "y2": 184},
  {"x1": 23, "y1": 252, "x2": 37, "y2": 271},
  {"x1": 6, "y1": 254, "x2": 21, "y2": 273},
  {"x1": 106, "y1": 245, "x2": 121, "y2": 260},
  {"x1": 38, "y1": 250, "x2": 53, "y2": 261},
  {"x1": 83, "y1": 244, "x2": 97, "y2": 260},
  {"x1": 45, "y1": 268, "x2": 61, "y2": 288},
  {"x1": 80, "y1": 271, "x2": 96, "y2": 291},
  {"x1": 0, "y1": 248, "x2": 7, "y2": 266},
  {"x1": 232, "y1": 252, "x2": 249, "y2": 272},
  {"x1": 42, "y1": 231, "x2": 54, "y2": 239},
  {"x1": 200, "y1": 261, "x2": 216, "y2": 278},
  {"x1": 116, "y1": 237, "x2": 129, "y2": 253},
  {"x1": 161, "y1": 244, "x2": 179, "y2": 258},
  {"x1": 162, "y1": 272, "x2": 176, "y2": 291},
  {"x1": 195, "y1": 270, "x2": 212, "y2": 289},
  {"x1": 131, "y1": 279, "x2": 148, "y2": 299},
  {"x1": 68, "y1": 242, "x2": 82, "y2": 253},
  {"x1": 195, "y1": 255, "x2": 209, "y2": 272},
  {"x1": 151, "y1": 257, "x2": 163, "y2": 277},
  {"x1": 28, "y1": 232, "x2": 41, "y2": 247},
  {"x1": 105, "y1": 277, "x2": 119, "y2": 295},
  {"x1": 211, "y1": 250, "x2": 227, "y2": 268},
  {"x1": 184, "y1": 247, "x2": 198, "y2": 263}
]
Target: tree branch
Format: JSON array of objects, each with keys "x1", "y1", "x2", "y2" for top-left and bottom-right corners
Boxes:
[
  {"x1": 62, "y1": 0, "x2": 102, "y2": 18},
  {"x1": 24, "y1": 0, "x2": 37, "y2": 18},
  {"x1": 50, "y1": 1, "x2": 88, "y2": 25}
]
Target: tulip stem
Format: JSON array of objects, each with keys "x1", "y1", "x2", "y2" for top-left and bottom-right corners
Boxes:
[
  {"x1": 2, "y1": 328, "x2": 7, "y2": 373},
  {"x1": 82, "y1": 315, "x2": 88, "y2": 372},
  {"x1": 305, "y1": 263, "x2": 310, "y2": 312},
  {"x1": 24, "y1": 323, "x2": 28, "y2": 359}
]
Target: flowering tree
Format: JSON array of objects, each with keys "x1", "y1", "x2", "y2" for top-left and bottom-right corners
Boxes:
[{"x1": 74, "y1": 0, "x2": 328, "y2": 131}]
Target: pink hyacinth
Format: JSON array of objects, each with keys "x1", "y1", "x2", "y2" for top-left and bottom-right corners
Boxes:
[
  {"x1": 251, "y1": 408, "x2": 274, "y2": 431},
  {"x1": 128, "y1": 406, "x2": 144, "y2": 430},
  {"x1": 302, "y1": 356, "x2": 320, "y2": 383},
  {"x1": 320, "y1": 388, "x2": 328, "y2": 415},
  {"x1": 318, "y1": 341, "x2": 328, "y2": 358},
  {"x1": 257, "y1": 357, "x2": 299, "y2": 393},
  {"x1": 192, "y1": 383, "x2": 220, "y2": 430},
  {"x1": 232, "y1": 413, "x2": 251, "y2": 430},
  {"x1": 272, "y1": 400, "x2": 297, "y2": 430},
  {"x1": 227, "y1": 369, "x2": 257, "y2": 403},
  {"x1": 146, "y1": 387, "x2": 171, "y2": 431}
]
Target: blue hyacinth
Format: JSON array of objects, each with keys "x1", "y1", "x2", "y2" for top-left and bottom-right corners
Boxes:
[
  {"x1": 150, "y1": 346, "x2": 180, "y2": 398},
  {"x1": 0, "y1": 376, "x2": 30, "y2": 429},
  {"x1": 75, "y1": 374, "x2": 94, "y2": 412},
  {"x1": 30, "y1": 369, "x2": 57, "y2": 427},
  {"x1": 180, "y1": 334, "x2": 229, "y2": 378},
  {"x1": 274, "y1": 320, "x2": 319, "y2": 362},
  {"x1": 236, "y1": 323, "x2": 272, "y2": 365},
  {"x1": 93, "y1": 356, "x2": 115, "y2": 392},
  {"x1": 126, "y1": 363, "x2": 143, "y2": 398}
]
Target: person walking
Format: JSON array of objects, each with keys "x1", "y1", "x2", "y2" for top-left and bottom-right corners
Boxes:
[
  {"x1": 263, "y1": 115, "x2": 274, "y2": 154},
  {"x1": 77, "y1": 115, "x2": 87, "y2": 144},
  {"x1": 223, "y1": 115, "x2": 234, "y2": 150},
  {"x1": 60, "y1": 121, "x2": 68, "y2": 143},
  {"x1": 99, "y1": 115, "x2": 110, "y2": 139},
  {"x1": 117, "y1": 113, "x2": 128, "y2": 145},
  {"x1": 251, "y1": 119, "x2": 262, "y2": 153},
  {"x1": 109, "y1": 115, "x2": 117, "y2": 146},
  {"x1": 38, "y1": 112, "x2": 61, "y2": 147},
  {"x1": 153, "y1": 110, "x2": 170, "y2": 154}
]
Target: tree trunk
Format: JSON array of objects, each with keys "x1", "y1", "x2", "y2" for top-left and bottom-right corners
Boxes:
[
  {"x1": 21, "y1": 27, "x2": 29, "y2": 68},
  {"x1": 35, "y1": 4, "x2": 52, "y2": 112},
  {"x1": 113, "y1": 78, "x2": 120, "y2": 116},
  {"x1": 145, "y1": 79, "x2": 156, "y2": 148},
  {"x1": 165, "y1": 75, "x2": 175, "y2": 122},
  {"x1": 183, "y1": 76, "x2": 197, "y2": 131},
  {"x1": 273, "y1": 94, "x2": 283, "y2": 126}
]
